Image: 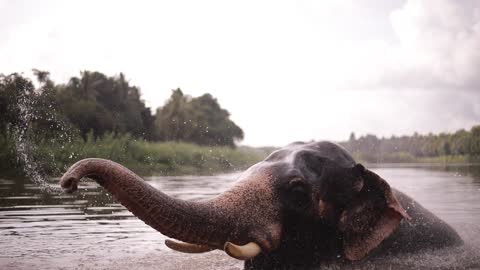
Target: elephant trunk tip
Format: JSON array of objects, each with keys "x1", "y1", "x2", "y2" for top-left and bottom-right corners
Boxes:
[
  {"x1": 60, "y1": 175, "x2": 79, "y2": 193},
  {"x1": 60, "y1": 158, "x2": 105, "y2": 193}
]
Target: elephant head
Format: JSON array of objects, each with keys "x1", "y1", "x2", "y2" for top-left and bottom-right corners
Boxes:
[{"x1": 60, "y1": 141, "x2": 410, "y2": 265}]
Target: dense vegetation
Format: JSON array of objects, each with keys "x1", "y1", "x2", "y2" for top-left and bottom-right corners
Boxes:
[
  {"x1": 0, "y1": 71, "x2": 250, "y2": 177},
  {"x1": 154, "y1": 89, "x2": 243, "y2": 146},
  {"x1": 341, "y1": 128, "x2": 480, "y2": 163},
  {"x1": 1, "y1": 69, "x2": 479, "y2": 178},
  {"x1": 1, "y1": 70, "x2": 243, "y2": 145}
]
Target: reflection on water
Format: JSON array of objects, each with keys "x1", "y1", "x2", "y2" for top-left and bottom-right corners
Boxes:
[{"x1": 1, "y1": 165, "x2": 480, "y2": 269}]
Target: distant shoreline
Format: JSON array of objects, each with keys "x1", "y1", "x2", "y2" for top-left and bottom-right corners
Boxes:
[{"x1": 366, "y1": 162, "x2": 480, "y2": 168}]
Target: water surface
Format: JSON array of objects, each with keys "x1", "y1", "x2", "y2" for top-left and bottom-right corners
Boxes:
[{"x1": 1, "y1": 165, "x2": 480, "y2": 269}]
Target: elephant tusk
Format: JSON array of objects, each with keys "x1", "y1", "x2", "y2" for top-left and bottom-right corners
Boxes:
[
  {"x1": 224, "y1": 241, "x2": 262, "y2": 260},
  {"x1": 165, "y1": 239, "x2": 215, "y2": 253}
]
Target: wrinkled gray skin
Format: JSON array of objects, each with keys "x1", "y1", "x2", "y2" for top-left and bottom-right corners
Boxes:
[{"x1": 60, "y1": 141, "x2": 462, "y2": 270}]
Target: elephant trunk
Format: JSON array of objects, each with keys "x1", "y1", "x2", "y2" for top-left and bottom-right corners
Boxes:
[{"x1": 60, "y1": 158, "x2": 233, "y2": 249}]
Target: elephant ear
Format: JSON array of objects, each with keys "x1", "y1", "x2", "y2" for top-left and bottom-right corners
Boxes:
[{"x1": 338, "y1": 164, "x2": 410, "y2": 261}]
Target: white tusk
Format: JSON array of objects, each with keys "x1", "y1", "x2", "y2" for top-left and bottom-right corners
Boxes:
[
  {"x1": 224, "y1": 241, "x2": 262, "y2": 260},
  {"x1": 165, "y1": 239, "x2": 215, "y2": 253}
]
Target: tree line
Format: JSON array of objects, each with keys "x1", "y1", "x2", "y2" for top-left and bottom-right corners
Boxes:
[
  {"x1": 1, "y1": 69, "x2": 479, "y2": 175},
  {"x1": 341, "y1": 127, "x2": 480, "y2": 163},
  {"x1": 0, "y1": 70, "x2": 243, "y2": 147}
]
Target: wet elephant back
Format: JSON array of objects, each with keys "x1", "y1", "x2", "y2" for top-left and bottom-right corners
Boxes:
[{"x1": 370, "y1": 189, "x2": 463, "y2": 257}]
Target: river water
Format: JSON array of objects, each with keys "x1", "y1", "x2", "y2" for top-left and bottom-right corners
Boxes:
[{"x1": 1, "y1": 164, "x2": 480, "y2": 269}]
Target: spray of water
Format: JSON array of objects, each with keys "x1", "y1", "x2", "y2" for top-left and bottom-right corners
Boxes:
[{"x1": 12, "y1": 86, "x2": 70, "y2": 193}]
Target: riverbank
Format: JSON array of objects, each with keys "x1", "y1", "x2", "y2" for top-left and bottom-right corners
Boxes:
[
  {"x1": 0, "y1": 133, "x2": 273, "y2": 178},
  {"x1": 3, "y1": 132, "x2": 480, "y2": 179}
]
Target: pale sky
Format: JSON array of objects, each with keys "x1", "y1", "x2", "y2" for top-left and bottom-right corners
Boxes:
[{"x1": 1, "y1": 0, "x2": 479, "y2": 146}]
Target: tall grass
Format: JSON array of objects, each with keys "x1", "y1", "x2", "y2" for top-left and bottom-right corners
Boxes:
[{"x1": 29, "y1": 133, "x2": 270, "y2": 177}]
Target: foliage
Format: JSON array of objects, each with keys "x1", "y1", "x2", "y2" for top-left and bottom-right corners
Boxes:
[
  {"x1": 0, "y1": 71, "x2": 243, "y2": 147},
  {"x1": 0, "y1": 71, "x2": 247, "y2": 177},
  {"x1": 154, "y1": 89, "x2": 244, "y2": 147},
  {"x1": 57, "y1": 71, "x2": 155, "y2": 140},
  {"x1": 0, "y1": 73, "x2": 35, "y2": 132}
]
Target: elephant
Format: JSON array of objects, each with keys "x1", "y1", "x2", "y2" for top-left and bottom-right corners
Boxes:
[{"x1": 60, "y1": 141, "x2": 462, "y2": 269}]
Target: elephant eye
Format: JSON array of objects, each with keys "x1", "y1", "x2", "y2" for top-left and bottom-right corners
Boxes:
[{"x1": 287, "y1": 179, "x2": 311, "y2": 209}]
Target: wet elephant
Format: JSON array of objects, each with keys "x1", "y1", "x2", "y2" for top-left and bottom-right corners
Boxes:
[{"x1": 60, "y1": 141, "x2": 462, "y2": 269}]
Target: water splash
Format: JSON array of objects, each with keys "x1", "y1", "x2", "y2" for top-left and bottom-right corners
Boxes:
[{"x1": 12, "y1": 88, "x2": 63, "y2": 193}]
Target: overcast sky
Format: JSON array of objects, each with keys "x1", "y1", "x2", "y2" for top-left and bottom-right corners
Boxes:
[{"x1": 1, "y1": 0, "x2": 479, "y2": 146}]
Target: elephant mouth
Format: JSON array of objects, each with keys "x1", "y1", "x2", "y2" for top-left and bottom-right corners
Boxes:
[
  {"x1": 165, "y1": 232, "x2": 278, "y2": 260},
  {"x1": 164, "y1": 239, "x2": 263, "y2": 260},
  {"x1": 224, "y1": 241, "x2": 263, "y2": 260},
  {"x1": 231, "y1": 224, "x2": 284, "y2": 259}
]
